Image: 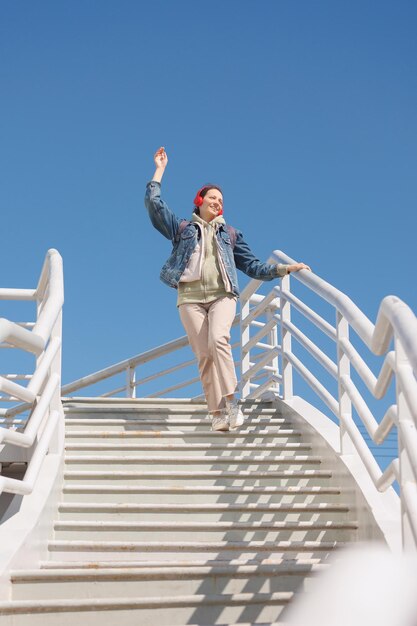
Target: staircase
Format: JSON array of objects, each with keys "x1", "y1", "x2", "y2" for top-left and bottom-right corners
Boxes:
[
  {"x1": 0, "y1": 398, "x2": 358, "y2": 625},
  {"x1": 1, "y1": 248, "x2": 415, "y2": 625}
]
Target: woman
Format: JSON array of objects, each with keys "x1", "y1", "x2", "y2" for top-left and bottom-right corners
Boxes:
[{"x1": 145, "y1": 146, "x2": 311, "y2": 432}]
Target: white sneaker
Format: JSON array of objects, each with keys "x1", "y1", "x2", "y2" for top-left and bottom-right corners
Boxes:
[
  {"x1": 225, "y1": 398, "x2": 245, "y2": 430},
  {"x1": 211, "y1": 412, "x2": 229, "y2": 432}
]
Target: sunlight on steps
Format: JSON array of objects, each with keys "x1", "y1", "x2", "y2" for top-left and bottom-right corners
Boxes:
[{"x1": 0, "y1": 399, "x2": 359, "y2": 625}]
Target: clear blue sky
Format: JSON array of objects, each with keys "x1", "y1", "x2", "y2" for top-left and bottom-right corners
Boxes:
[{"x1": 1, "y1": 0, "x2": 416, "y2": 396}]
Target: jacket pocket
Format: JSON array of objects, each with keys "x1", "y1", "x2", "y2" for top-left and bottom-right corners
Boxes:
[{"x1": 219, "y1": 231, "x2": 231, "y2": 245}]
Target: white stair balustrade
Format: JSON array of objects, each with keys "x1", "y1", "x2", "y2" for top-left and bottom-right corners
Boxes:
[{"x1": 1, "y1": 247, "x2": 417, "y2": 625}]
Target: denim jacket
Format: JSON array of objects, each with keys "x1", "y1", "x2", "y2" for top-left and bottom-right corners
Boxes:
[{"x1": 145, "y1": 181, "x2": 286, "y2": 297}]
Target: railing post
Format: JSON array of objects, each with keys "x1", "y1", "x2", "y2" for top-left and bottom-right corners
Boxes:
[
  {"x1": 336, "y1": 311, "x2": 354, "y2": 454},
  {"x1": 395, "y1": 334, "x2": 416, "y2": 551},
  {"x1": 47, "y1": 309, "x2": 63, "y2": 454},
  {"x1": 126, "y1": 366, "x2": 136, "y2": 398},
  {"x1": 266, "y1": 305, "x2": 279, "y2": 396},
  {"x1": 240, "y1": 297, "x2": 251, "y2": 399},
  {"x1": 280, "y1": 274, "x2": 293, "y2": 400}
]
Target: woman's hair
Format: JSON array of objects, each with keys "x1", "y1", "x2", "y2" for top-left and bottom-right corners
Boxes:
[{"x1": 193, "y1": 184, "x2": 223, "y2": 214}]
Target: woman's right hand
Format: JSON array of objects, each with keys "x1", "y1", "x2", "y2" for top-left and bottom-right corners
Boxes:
[{"x1": 154, "y1": 146, "x2": 168, "y2": 170}]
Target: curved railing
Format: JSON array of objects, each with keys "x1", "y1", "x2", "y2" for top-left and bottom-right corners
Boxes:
[
  {"x1": 62, "y1": 249, "x2": 417, "y2": 550},
  {"x1": 243, "y1": 250, "x2": 417, "y2": 551},
  {"x1": 0, "y1": 249, "x2": 64, "y2": 496}
]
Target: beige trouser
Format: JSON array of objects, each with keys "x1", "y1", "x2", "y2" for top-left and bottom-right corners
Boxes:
[{"x1": 179, "y1": 296, "x2": 238, "y2": 413}]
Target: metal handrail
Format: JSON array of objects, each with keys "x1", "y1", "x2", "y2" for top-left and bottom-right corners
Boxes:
[
  {"x1": 62, "y1": 248, "x2": 417, "y2": 549},
  {"x1": 268, "y1": 249, "x2": 417, "y2": 550},
  {"x1": 0, "y1": 249, "x2": 64, "y2": 496}
]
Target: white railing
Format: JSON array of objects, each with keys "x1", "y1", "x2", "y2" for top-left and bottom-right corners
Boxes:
[
  {"x1": 0, "y1": 249, "x2": 64, "y2": 496},
  {"x1": 62, "y1": 249, "x2": 417, "y2": 550},
  {"x1": 241, "y1": 250, "x2": 417, "y2": 552}
]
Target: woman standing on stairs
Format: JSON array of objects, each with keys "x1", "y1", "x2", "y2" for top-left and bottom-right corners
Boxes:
[{"x1": 145, "y1": 147, "x2": 311, "y2": 432}]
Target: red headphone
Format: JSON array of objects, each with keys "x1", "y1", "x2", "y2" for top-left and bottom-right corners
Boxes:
[{"x1": 193, "y1": 186, "x2": 223, "y2": 215}]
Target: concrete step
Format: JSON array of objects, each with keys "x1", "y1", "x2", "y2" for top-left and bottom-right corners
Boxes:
[
  {"x1": 39, "y1": 556, "x2": 324, "y2": 569},
  {"x1": 63, "y1": 443, "x2": 313, "y2": 457},
  {"x1": 63, "y1": 401, "x2": 278, "y2": 415},
  {"x1": 11, "y1": 561, "x2": 328, "y2": 600},
  {"x1": 65, "y1": 425, "x2": 302, "y2": 438},
  {"x1": 53, "y1": 519, "x2": 358, "y2": 542},
  {"x1": 62, "y1": 469, "x2": 335, "y2": 488},
  {"x1": 64, "y1": 454, "x2": 322, "y2": 472},
  {"x1": 64, "y1": 420, "x2": 296, "y2": 428},
  {"x1": 0, "y1": 591, "x2": 293, "y2": 625},
  {"x1": 65, "y1": 443, "x2": 317, "y2": 462},
  {"x1": 57, "y1": 501, "x2": 352, "y2": 524},
  {"x1": 65, "y1": 433, "x2": 306, "y2": 455},
  {"x1": 47, "y1": 538, "x2": 340, "y2": 562},
  {"x1": 60, "y1": 484, "x2": 342, "y2": 504}
]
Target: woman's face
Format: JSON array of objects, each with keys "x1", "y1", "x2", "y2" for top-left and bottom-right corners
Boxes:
[{"x1": 199, "y1": 188, "x2": 224, "y2": 222}]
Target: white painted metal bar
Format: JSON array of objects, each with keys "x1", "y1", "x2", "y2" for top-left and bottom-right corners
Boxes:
[
  {"x1": 285, "y1": 351, "x2": 339, "y2": 417},
  {"x1": 242, "y1": 348, "x2": 280, "y2": 382},
  {"x1": 241, "y1": 289, "x2": 280, "y2": 328},
  {"x1": 396, "y1": 364, "x2": 417, "y2": 423},
  {"x1": 250, "y1": 346, "x2": 281, "y2": 361},
  {"x1": 0, "y1": 249, "x2": 64, "y2": 499},
  {"x1": 0, "y1": 376, "x2": 36, "y2": 403},
  {"x1": 0, "y1": 320, "x2": 43, "y2": 356},
  {"x1": 255, "y1": 342, "x2": 276, "y2": 351},
  {"x1": 58, "y1": 246, "x2": 417, "y2": 551},
  {"x1": 241, "y1": 318, "x2": 276, "y2": 355},
  {"x1": 280, "y1": 288, "x2": 337, "y2": 340},
  {"x1": 61, "y1": 335, "x2": 190, "y2": 395},
  {"x1": 0, "y1": 289, "x2": 36, "y2": 301},
  {"x1": 282, "y1": 319, "x2": 338, "y2": 379},
  {"x1": 0, "y1": 375, "x2": 32, "y2": 380},
  {"x1": 247, "y1": 375, "x2": 281, "y2": 400},
  {"x1": 376, "y1": 459, "x2": 400, "y2": 492},
  {"x1": 340, "y1": 375, "x2": 381, "y2": 440},
  {"x1": 280, "y1": 273, "x2": 293, "y2": 399},
  {"x1": 339, "y1": 336, "x2": 395, "y2": 399},
  {"x1": 252, "y1": 369, "x2": 282, "y2": 383},
  {"x1": 133, "y1": 358, "x2": 197, "y2": 388},
  {"x1": 401, "y1": 482, "x2": 417, "y2": 548},
  {"x1": 0, "y1": 374, "x2": 60, "y2": 447},
  {"x1": 340, "y1": 412, "x2": 384, "y2": 485},
  {"x1": 126, "y1": 366, "x2": 136, "y2": 399},
  {"x1": 147, "y1": 376, "x2": 201, "y2": 398},
  {"x1": 0, "y1": 409, "x2": 60, "y2": 496},
  {"x1": 337, "y1": 313, "x2": 354, "y2": 454},
  {"x1": 100, "y1": 386, "x2": 126, "y2": 398},
  {"x1": 374, "y1": 404, "x2": 398, "y2": 445},
  {"x1": 27, "y1": 336, "x2": 61, "y2": 395}
]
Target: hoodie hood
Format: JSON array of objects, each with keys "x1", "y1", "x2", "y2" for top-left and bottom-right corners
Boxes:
[{"x1": 191, "y1": 212, "x2": 226, "y2": 229}]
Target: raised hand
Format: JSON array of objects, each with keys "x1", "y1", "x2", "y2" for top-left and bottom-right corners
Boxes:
[{"x1": 154, "y1": 146, "x2": 168, "y2": 170}]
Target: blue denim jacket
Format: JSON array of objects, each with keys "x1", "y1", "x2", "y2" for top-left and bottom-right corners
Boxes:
[{"x1": 145, "y1": 181, "x2": 285, "y2": 297}]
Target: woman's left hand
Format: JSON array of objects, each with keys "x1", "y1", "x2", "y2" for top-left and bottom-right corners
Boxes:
[{"x1": 287, "y1": 262, "x2": 311, "y2": 273}]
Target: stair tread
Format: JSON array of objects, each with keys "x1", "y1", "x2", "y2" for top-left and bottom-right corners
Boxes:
[
  {"x1": 39, "y1": 557, "x2": 325, "y2": 569},
  {"x1": 59, "y1": 501, "x2": 350, "y2": 511},
  {"x1": 49, "y1": 539, "x2": 339, "y2": 548},
  {"x1": 63, "y1": 469, "x2": 332, "y2": 477},
  {"x1": 64, "y1": 443, "x2": 310, "y2": 449},
  {"x1": 65, "y1": 428, "x2": 302, "y2": 435},
  {"x1": 54, "y1": 520, "x2": 357, "y2": 530},
  {"x1": 62, "y1": 485, "x2": 340, "y2": 494},
  {"x1": 64, "y1": 454, "x2": 321, "y2": 462},
  {"x1": 0, "y1": 591, "x2": 295, "y2": 612},
  {"x1": 12, "y1": 561, "x2": 328, "y2": 580}
]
